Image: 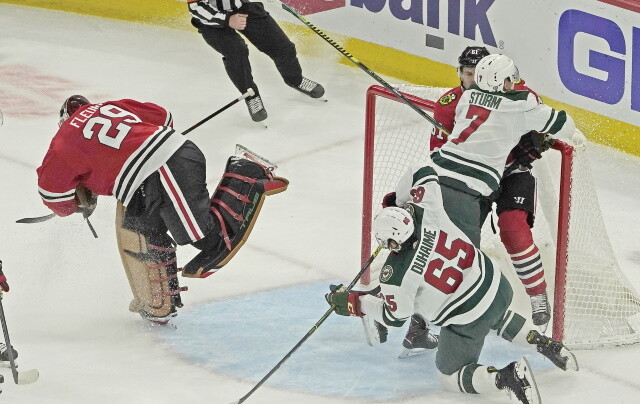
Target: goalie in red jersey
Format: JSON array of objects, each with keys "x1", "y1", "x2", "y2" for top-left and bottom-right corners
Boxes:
[{"x1": 37, "y1": 95, "x2": 288, "y2": 324}]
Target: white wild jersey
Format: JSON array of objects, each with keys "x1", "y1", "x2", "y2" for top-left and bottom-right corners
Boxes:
[
  {"x1": 360, "y1": 165, "x2": 502, "y2": 328},
  {"x1": 432, "y1": 84, "x2": 573, "y2": 196}
]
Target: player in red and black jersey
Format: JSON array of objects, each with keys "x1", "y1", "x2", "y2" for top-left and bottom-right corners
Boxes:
[{"x1": 37, "y1": 95, "x2": 288, "y2": 324}]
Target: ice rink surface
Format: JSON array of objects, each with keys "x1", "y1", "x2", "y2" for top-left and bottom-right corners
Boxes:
[{"x1": 1, "y1": 4, "x2": 640, "y2": 403}]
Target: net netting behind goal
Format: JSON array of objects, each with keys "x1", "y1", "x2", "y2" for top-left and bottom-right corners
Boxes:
[{"x1": 361, "y1": 84, "x2": 640, "y2": 349}]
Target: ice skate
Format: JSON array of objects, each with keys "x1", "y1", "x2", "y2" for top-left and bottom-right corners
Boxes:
[
  {"x1": 527, "y1": 330, "x2": 579, "y2": 371},
  {"x1": 530, "y1": 292, "x2": 551, "y2": 331},
  {"x1": 398, "y1": 314, "x2": 439, "y2": 358},
  {"x1": 245, "y1": 94, "x2": 268, "y2": 123},
  {"x1": 495, "y1": 357, "x2": 541, "y2": 404},
  {"x1": 291, "y1": 77, "x2": 325, "y2": 100}
]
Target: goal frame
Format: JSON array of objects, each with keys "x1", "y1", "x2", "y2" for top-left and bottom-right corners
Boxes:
[{"x1": 360, "y1": 84, "x2": 574, "y2": 343}]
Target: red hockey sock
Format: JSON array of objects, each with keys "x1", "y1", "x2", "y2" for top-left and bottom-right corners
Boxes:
[{"x1": 498, "y1": 210, "x2": 547, "y2": 296}]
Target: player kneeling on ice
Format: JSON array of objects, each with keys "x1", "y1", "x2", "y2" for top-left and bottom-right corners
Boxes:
[
  {"x1": 325, "y1": 164, "x2": 577, "y2": 404},
  {"x1": 37, "y1": 95, "x2": 288, "y2": 324}
]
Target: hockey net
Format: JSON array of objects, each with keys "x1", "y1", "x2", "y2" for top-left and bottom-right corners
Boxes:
[{"x1": 361, "y1": 84, "x2": 640, "y2": 349}]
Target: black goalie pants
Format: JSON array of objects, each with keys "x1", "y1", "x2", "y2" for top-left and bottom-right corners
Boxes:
[{"x1": 123, "y1": 140, "x2": 215, "y2": 246}]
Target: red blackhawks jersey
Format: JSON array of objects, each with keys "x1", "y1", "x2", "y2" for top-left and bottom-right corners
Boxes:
[
  {"x1": 37, "y1": 99, "x2": 184, "y2": 216},
  {"x1": 430, "y1": 79, "x2": 539, "y2": 152}
]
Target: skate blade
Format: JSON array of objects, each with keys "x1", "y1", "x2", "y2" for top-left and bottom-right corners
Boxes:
[
  {"x1": 517, "y1": 357, "x2": 542, "y2": 404},
  {"x1": 235, "y1": 144, "x2": 277, "y2": 171},
  {"x1": 398, "y1": 347, "x2": 433, "y2": 359},
  {"x1": 17, "y1": 368, "x2": 39, "y2": 385},
  {"x1": 561, "y1": 347, "x2": 579, "y2": 371}
]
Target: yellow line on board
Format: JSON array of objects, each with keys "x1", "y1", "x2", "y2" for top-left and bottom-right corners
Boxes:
[{"x1": 4, "y1": 1, "x2": 637, "y2": 156}]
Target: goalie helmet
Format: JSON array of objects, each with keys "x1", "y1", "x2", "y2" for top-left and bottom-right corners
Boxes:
[
  {"x1": 458, "y1": 46, "x2": 490, "y2": 68},
  {"x1": 59, "y1": 95, "x2": 90, "y2": 127},
  {"x1": 373, "y1": 207, "x2": 415, "y2": 252},
  {"x1": 475, "y1": 54, "x2": 520, "y2": 93}
]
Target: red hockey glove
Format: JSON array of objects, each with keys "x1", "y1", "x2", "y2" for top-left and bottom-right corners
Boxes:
[
  {"x1": 382, "y1": 192, "x2": 397, "y2": 208},
  {"x1": 325, "y1": 284, "x2": 365, "y2": 317}
]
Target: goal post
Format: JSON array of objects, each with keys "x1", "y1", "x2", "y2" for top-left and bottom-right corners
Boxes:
[{"x1": 361, "y1": 84, "x2": 640, "y2": 349}]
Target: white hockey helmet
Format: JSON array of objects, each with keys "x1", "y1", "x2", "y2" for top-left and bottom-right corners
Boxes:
[
  {"x1": 372, "y1": 207, "x2": 415, "y2": 252},
  {"x1": 474, "y1": 54, "x2": 520, "y2": 93}
]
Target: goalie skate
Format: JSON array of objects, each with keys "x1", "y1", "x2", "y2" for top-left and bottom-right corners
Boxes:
[{"x1": 235, "y1": 144, "x2": 278, "y2": 172}]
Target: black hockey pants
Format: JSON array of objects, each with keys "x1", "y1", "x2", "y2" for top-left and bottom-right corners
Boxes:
[{"x1": 195, "y1": 2, "x2": 303, "y2": 95}]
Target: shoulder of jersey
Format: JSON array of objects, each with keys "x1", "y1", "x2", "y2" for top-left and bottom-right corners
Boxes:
[{"x1": 438, "y1": 87, "x2": 463, "y2": 106}]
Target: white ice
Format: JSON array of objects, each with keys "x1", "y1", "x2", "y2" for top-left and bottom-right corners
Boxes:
[{"x1": 1, "y1": 4, "x2": 640, "y2": 403}]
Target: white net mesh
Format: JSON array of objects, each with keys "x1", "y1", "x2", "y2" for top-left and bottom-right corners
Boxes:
[{"x1": 363, "y1": 84, "x2": 640, "y2": 349}]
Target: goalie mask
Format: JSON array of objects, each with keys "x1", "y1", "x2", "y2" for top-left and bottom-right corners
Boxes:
[
  {"x1": 373, "y1": 207, "x2": 415, "y2": 252},
  {"x1": 59, "y1": 95, "x2": 90, "y2": 127},
  {"x1": 474, "y1": 54, "x2": 520, "y2": 93}
]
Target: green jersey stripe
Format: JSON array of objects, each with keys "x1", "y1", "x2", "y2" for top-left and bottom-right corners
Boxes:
[
  {"x1": 434, "y1": 253, "x2": 496, "y2": 326},
  {"x1": 549, "y1": 110, "x2": 567, "y2": 134},
  {"x1": 412, "y1": 166, "x2": 438, "y2": 185},
  {"x1": 541, "y1": 109, "x2": 556, "y2": 133},
  {"x1": 438, "y1": 149, "x2": 502, "y2": 178},
  {"x1": 432, "y1": 152, "x2": 500, "y2": 192}
]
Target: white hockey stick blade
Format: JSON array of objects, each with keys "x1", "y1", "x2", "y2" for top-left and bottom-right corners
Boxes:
[
  {"x1": 17, "y1": 368, "x2": 39, "y2": 384},
  {"x1": 235, "y1": 144, "x2": 277, "y2": 171}
]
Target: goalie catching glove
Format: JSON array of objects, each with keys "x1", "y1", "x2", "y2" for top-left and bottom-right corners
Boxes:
[{"x1": 325, "y1": 284, "x2": 367, "y2": 317}]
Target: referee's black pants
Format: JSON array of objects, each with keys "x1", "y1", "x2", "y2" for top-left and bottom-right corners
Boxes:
[{"x1": 195, "y1": 2, "x2": 303, "y2": 95}]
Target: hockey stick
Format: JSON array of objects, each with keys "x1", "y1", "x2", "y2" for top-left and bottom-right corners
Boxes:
[
  {"x1": 0, "y1": 261, "x2": 39, "y2": 385},
  {"x1": 16, "y1": 213, "x2": 55, "y2": 224},
  {"x1": 183, "y1": 88, "x2": 255, "y2": 135},
  {"x1": 229, "y1": 245, "x2": 384, "y2": 404},
  {"x1": 274, "y1": 2, "x2": 449, "y2": 136},
  {"x1": 0, "y1": 108, "x2": 4, "y2": 127}
]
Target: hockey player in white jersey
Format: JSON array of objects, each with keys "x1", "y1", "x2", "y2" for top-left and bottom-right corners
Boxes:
[
  {"x1": 432, "y1": 54, "x2": 575, "y2": 247},
  {"x1": 325, "y1": 164, "x2": 578, "y2": 404}
]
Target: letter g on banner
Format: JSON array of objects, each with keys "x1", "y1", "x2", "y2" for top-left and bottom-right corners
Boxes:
[{"x1": 558, "y1": 9, "x2": 625, "y2": 105}]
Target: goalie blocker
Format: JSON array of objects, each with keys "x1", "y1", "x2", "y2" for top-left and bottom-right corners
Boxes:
[{"x1": 116, "y1": 152, "x2": 287, "y2": 323}]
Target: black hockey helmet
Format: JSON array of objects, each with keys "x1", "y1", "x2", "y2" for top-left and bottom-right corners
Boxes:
[
  {"x1": 59, "y1": 95, "x2": 90, "y2": 127},
  {"x1": 458, "y1": 46, "x2": 490, "y2": 68}
]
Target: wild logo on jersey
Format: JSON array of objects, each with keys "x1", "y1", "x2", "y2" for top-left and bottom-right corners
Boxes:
[{"x1": 380, "y1": 265, "x2": 394, "y2": 282}]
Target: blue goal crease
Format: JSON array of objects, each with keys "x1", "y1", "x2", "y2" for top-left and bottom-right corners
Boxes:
[{"x1": 155, "y1": 281, "x2": 555, "y2": 400}]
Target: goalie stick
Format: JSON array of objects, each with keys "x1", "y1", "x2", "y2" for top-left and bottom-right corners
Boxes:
[
  {"x1": 229, "y1": 246, "x2": 384, "y2": 404},
  {"x1": 0, "y1": 261, "x2": 39, "y2": 385},
  {"x1": 183, "y1": 89, "x2": 254, "y2": 135},
  {"x1": 272, "y1": 1, "x2": 449, "y2": 136},
  {"x1": 16, "y1": 90, "x2": 254, "y2": 228}
]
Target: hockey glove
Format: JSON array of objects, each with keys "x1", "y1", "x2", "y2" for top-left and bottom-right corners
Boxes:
[
  {"x1": 511, "y1": 131, "x2": 555, "y2": 169},
  {"x1": 325, "y1": 284, "x2": 365, "y2": 317},
  {"x1": 382, "y1": 192, "x2": 397, "y2": 208},
  {"x1": 75, "y1": 184, "x2": 98, "y2": 218}
]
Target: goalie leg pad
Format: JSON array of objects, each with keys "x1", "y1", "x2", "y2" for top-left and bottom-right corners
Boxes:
[
  {"x1": 116, "y1": 202, "x2": 187, "y2": 323},
  {"x1": 183, "y1": 156, "x2": 288, "y2": 278}
]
